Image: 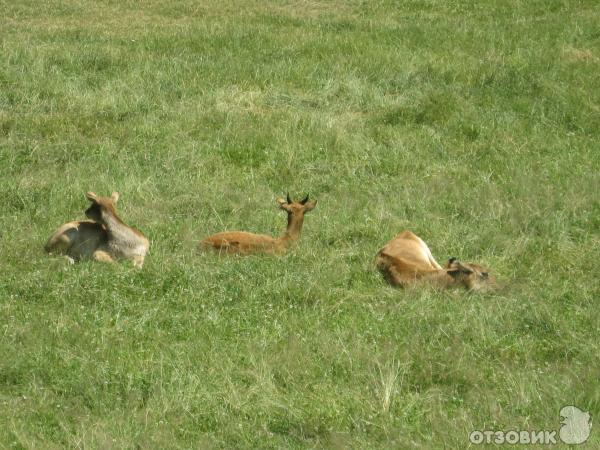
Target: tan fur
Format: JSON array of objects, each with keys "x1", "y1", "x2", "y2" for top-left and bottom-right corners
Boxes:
[
  {"x1": 44, "y1": 220, "x2": 107, "y2": 263},
  {"x1": 375, "y1": 230, "x2": 495, "y2": 291},
  {"x1": 45, "y1": 192, "x2": 150, "y2": 268},
  {"x1": 200, "y1": 195, "x2": 317, "y2": 255}
]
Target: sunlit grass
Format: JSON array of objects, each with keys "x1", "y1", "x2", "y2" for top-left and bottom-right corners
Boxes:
[{"x1": 1, "y1": 0, "x2": 598, "y2": 448}]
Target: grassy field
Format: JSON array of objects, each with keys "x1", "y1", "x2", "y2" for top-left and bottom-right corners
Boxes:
[{"x1": 1, "y1": 0, "x2": 599, "y2": 448}]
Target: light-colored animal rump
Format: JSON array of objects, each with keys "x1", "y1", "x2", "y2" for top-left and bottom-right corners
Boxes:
[{"x1": 45, "y1": 220, "x2": 107, "y2": 262}]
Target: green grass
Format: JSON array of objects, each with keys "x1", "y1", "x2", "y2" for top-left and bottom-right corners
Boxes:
[{"x1": 1, "y1": 0, "x2": 599, "y2": 448}]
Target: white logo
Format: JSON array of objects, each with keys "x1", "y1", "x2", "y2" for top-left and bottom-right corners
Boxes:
[
  {"x1": 469, "y1": 405, "x2": 592, "y2": 445},
  {"x1": 560, "y1": 405, "x2": 592, "y2": 445}
]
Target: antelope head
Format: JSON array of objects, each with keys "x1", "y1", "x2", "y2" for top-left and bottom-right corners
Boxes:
[
  {"x1": 85, "y1": 191, "x2": 120, "y2": 224},
  {"x1": 444, "y1": 257, "x2": 496, "y2": 292},
  {"x1": 276, "y1": 193, "x2": 317, "y2": 216}
]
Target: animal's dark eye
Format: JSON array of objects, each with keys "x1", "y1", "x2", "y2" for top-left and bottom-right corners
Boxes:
[{"x1": 481, "y1": 272, "x2": 489, "y2": 278}]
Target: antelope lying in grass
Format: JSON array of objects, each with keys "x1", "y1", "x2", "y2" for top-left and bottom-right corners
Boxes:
[
  {"x1": 45, "y1": 192, "x2": 149, "y2": 268},
  {"x1": 200, "y1": 194, "x2": 317, "y2": 255},
  {"x1": 375, "y1": 230, "x2": 495, "y2": 291}
]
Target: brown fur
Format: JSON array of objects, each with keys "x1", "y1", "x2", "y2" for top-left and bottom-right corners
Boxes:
[
  {"x1": 200, "y1": 195, "x2": 317, "y2": 255},
  {"x1": 375, "y1": 230, "x2": 495, "y2": 291},
  {"x1": 45, "y1": 192, "x2": 150, "y2": 268}
]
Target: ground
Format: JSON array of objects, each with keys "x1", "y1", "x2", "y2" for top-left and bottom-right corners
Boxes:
[{"x1": 0, "y1": 0, "x2": 598, "y2": 448}]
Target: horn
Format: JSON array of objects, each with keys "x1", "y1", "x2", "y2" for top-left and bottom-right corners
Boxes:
[
  {"x1": 286, "y1": 192, "x2": 292, "y2": 204},
  {"x1": 300, "y1": 194, "x2": 310, "y2": 205}
]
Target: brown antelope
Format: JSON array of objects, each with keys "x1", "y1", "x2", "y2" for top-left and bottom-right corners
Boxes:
[
  {"x1": 200, "y1": 194, "x2": 317, "y2": 255},
  {"x1": 45, "y1": 192, "x2": 150, "y2": 268},
  {"x1": 375, "y1": 230, "x2": 495, "y2": 291}
]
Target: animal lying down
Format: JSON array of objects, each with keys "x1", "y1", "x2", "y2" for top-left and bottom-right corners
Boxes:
[
  {"x1": 45, "y1": 192, "x2": 149, "y2": 268},
  {"x1": 375, "y1": 230, "x2": 495, "y2": 291},
  {"x1": 200, "y1": 194, "x2": 316, "y2": 255}
]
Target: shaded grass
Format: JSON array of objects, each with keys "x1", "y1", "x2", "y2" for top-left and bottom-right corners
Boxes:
[{"x1": 1, "y1": 0, "x2": 599, "y2": 448}]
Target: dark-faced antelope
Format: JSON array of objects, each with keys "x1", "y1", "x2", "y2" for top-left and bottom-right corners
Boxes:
[
  {"x1": 200, "y1": 194, "x2": 317, "y2": 255},
  {"x1": 45, "y1": 192, "x2": 150, "y2": 268},
  {"x1": 375, "y1": 230, "x2": 495, "y2": 291}
]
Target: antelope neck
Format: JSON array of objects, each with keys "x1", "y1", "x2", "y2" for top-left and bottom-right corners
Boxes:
[
  {"x1": 102, "y1": 212, "x2": 136, "y2": 243},
  {"x1": 430, "y1": 269, "x2": 461, "y2": 288},
  {"x1": 279, "y1": 212, "x2": 305, "y2": 245}
]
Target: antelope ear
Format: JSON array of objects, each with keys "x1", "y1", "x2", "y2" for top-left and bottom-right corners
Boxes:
[
  {"x1": 86, "y1": 191, "x2": 98, "y2": 202},
  {"x1": 303, "y1": 199, "x2": 317, "y2": 211},
  {"x1": 276, "y1": 197, "x2": 292, "y2": 212},
  {"x1": 446, "y1": 258, "x2": 473, "y2": 274},
  {"x1": 111, "y1": 192, "x2": 120, "y2": 203},
  {"x1": 455, "y1": 261, "x2": 474, "y2": 274}
]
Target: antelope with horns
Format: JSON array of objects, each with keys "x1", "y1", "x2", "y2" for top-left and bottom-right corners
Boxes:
[
  {"x1": 45, "y1": 192, "x2": 150, "y2": 268},
  {"x1": 375, "y1": 230, "x2": 495, "y2": 291},
  {"x1": 200, "y1": 194, "x2": 317, "y2": 255}
]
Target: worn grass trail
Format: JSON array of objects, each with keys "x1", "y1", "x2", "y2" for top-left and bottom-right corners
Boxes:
[{"x1": 1, "y1": 0, "x2": 598, "y2": 448}]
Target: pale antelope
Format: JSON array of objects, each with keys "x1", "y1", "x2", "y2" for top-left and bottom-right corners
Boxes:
[
  {"x1": 200, "y1": 194, "x2": 317, "y2": 255},
  {"x1": 45, "y1": 192, "x2": 149, "y2": 268},
  {"x1": 375, "y1": 230, "x2": 495, "y2": 291}
]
